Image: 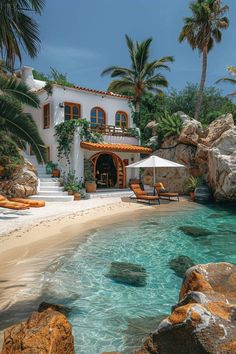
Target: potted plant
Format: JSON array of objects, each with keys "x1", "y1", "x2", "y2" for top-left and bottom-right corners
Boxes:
[
  {"x1": 63, "y1": 170, "x2": 82, "y2": 199},
  {"x1": 186, "y1": 176, "x2": 202, "y2": 201},
  {"x1": 84, "y1": 159, "x2": 96, "y2": 193},
  {"x1": 46, "y1": 161, "x2": 54, "y2": 175},
  {"x1": 51, "y1": 163, "x2": 60, "y2": 178}
]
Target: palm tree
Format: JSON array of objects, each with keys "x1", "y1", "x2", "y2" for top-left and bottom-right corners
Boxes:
[
  {"x1": 0, "y1": 0, "x2": 44, "y2": 69},
  {"x1": 179, "y1": 0, "x2": 229, "y2": 120},
  {"x1": 101, "y1": 35, "x2": 174, "y2": 124},
  {"x1": 216, "y1": 65, "x2": 236, "y2": 97},
  {"x1": 0, "y1": 73, "x2": 46, "y2": 162}
]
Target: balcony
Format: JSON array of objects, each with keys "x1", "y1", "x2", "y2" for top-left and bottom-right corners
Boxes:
[{"x1": 88, "y1": 123, "x2": 140, "y2": 138}]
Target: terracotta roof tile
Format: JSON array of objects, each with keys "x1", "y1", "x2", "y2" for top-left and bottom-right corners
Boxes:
[{"x1": 80, "y1": 142, "x2": 152, "y2": 154}]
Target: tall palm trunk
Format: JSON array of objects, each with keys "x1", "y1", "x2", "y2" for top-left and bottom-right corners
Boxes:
[{"x1": 194, "y1": 46, "x2": 208, "y2": 120}]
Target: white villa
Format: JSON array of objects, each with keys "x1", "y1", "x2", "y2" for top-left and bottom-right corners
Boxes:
[{"x1": 22, "y1": 66, "x2": 152, "y2": 189}]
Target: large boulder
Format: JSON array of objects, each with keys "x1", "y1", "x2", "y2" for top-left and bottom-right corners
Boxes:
[
  {"x1": 208, "y1": 127, "x2": 236, "y2": 201},
  {"x1": 1, "y1": 306, "x2": 74, "y2": 354},
  {"x1": 136, "y1": 263, "x2": 236, "y2": 354},
  {"x1": 176, "y1": 112, "x2": 203, "y2": 146},
  {"x1": 200, "y1": 113, "x2": 235, "y2": 146},
  {"x1": 0, "y1": 159, "x2": 38, "y2": 197}
]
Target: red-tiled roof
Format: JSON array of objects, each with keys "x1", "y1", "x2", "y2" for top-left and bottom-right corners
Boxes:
[
  {"x1": 80, "y1": 142, "x2": 152, "y2": 154},
  {"x1": 37, "y1": 83, "x2": 132, "y2": 99}
]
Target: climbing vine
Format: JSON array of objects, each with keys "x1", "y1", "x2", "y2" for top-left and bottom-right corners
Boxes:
[{"x1": 54, "y1": 119, "x2": 103, "y2": 164}]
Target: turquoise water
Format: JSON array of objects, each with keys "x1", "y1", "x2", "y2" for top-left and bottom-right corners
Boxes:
[{"x1": 2, "y1": 203, "x2": 236, "y2": 353}]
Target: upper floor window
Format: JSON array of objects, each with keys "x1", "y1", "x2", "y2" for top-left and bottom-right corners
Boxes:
[
  {"x1": 90, "y1": 107, "x2": 106, "y2": 128},
  {"x1": 64, "y1": 102, "x2": 81, "y2": 120},
  {"x1": 115, "y1": 111, "x2": 128, "y2": 128},
  {"x1": 43, "y1": 103, "x2": 50, "y2": 129}
]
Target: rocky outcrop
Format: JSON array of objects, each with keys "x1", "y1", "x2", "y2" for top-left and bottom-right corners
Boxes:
[
  {"x1": 145, "y1": 112, "x2": 236, "y2": 201},
  {"x1": 136, "y1": 263, "x2": 236, "y2": 354},
  {"x1": 0, "y1": 159, "x2": 38, "y2": 198},
  {"x1": 1, "y1": 304, "x2": 74, "y2": 354}
]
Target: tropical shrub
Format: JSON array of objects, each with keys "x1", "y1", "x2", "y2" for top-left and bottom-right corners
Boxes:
[
  {"x1": 84, "y1": 159, "x2": 95, "y2": 183},
  {"x1": 186, "y1": 176, "x2": 202, "y2": 193},
  {"x1": 158, "y1": 112, "x2": 183, "y2": 138},
  {"x1": 0, "y1": 132, "x2": 24, "y2": 177},
  {"x1": 63, "y1": 170, "x2": 83, "y2": 193}
]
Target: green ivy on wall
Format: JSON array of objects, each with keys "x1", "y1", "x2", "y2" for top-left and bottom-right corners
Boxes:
[{"x1": 54, "y1": 119, "x2": 103, "y2": 165}]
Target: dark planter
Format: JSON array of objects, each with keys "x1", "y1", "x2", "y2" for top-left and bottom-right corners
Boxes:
[{"x1": 195, "y1": 181, "x2": 212, "y2": 203}]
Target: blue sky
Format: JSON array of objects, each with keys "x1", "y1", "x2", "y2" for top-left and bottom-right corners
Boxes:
[{"x1": 22, "y1": 0, "x2": 236, "y2": 95}]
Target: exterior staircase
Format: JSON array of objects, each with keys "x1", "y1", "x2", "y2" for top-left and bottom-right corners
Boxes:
[{"x1": 24, "y1": 154, "x2": 74, "y2": 202}]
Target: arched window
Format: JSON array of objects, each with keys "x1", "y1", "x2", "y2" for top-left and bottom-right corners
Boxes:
[
  {"x1": 115, "y1": 111, "x2": 128, "y2": 128},
  {"x1": 64, "y1": 102, "x2": 81, "y2": 120},
  {"x1": 90, "y1": 107, "x2": 106, "y2": 128}
]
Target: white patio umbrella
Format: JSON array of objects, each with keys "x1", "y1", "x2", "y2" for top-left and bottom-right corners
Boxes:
[{"x1": 126, "y1": 155, "x2": 185, "y2": 189}]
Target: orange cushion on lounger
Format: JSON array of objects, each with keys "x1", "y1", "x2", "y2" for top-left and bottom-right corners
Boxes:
[
  {"x1": 155, "y1": 182, "x2": 165, "y2": 191},
  {"x1": 0, "y1": 200, "x2": 29, "y2": 210},
  {"x1": 10, "y1": 198, "x2": 45, "y2": 207},
  {"x1": 0, "y1": 195, "x2": 7, "y2": 201}
]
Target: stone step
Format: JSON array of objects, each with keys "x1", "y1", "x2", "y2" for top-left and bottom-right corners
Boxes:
[
  {"x1": 40, "y1": 181, "x2": 61, "y2": 187},
  {"x1": 39, "y1": 178, "x2": 59, "y2": 182},
  {"x1": 38, "y1": 174, "x2": 53, "y2": 178},
  {"x1": 29, "y1": 195, "x2": 74, "y2": 202},
  {"x1": 38, "y1": 190, "x2": 68, "y2": 196},
  {"x1": 39, "y1": 186, "x2": 64, "y2": 191},
  {"x1": 88, "y1": 191, "x2": 134, "y2": 199}
]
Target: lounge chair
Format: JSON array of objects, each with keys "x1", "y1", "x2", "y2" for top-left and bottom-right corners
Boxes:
[
  {"x1": 130, "y1": 184, "x2": 160, "y2": 205},
  {"x1": 154, "y1": 183, "x2": 179, "y2": 201},
  {"x1": 0, "y1": 195, "x2": 29, "y2": 210},
  {"x1": 9, "y1": 198, "x2": 45, "y2": 207}
]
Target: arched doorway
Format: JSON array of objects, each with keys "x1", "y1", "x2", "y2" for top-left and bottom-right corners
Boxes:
[{"x1": 90, "y1": 152, "x2": 126, "y2": 189}]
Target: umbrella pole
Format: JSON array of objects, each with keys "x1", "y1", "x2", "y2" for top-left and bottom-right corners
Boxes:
[{"x1": 153, "y1": 167, "x2": 156, "y2": 196}]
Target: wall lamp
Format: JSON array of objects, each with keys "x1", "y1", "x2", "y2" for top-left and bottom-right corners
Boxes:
[{"x1": 59, "y1": 102, "x2": 64, "y2": 108}]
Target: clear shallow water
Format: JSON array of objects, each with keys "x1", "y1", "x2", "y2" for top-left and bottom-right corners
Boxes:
[{"x1": 2, "y1": 203, "x2": 236, "y2": 353}]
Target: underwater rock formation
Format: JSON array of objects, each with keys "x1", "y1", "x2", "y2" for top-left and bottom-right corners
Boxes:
[
  {"x1": 105, "y1": 261, "x2": 147, "y2": 287},
  {"x1": 179, "y1": 226, "x2": 214, "y2": 237},
  {"x1": 135, "y1": 263, "x2": 236, "y2": 354},
  {"x1": 168, "y1": 255, "x2": 195, "y2": 278},
  {"x1": 1, "y1": 304, "x2": 74, "y2": 354}
]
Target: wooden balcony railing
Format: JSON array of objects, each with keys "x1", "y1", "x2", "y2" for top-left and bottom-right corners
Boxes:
[{"x1": 88, "y1": 124, "x2": 139, "y2": 138}]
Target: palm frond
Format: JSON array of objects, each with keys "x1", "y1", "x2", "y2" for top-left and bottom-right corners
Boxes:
[
  {"x1": 0, "y1": 96, "x2": 46, "y2": 163},
  {"x1": 0, "y1": 75, "x2": 40, "y2": 107}
]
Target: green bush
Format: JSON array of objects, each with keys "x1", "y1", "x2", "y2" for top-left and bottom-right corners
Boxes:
[
  {"x1": 158, "y1": 112, "x2": 183, "y2": 138},
  {"x1": 0, "y1": 133, "x2": 24, "y2": 177}
]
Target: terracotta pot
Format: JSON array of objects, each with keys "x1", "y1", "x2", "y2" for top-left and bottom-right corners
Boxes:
[
  {"x1": 0, "y1": 166, "x2": 5, "y2": 176},
  {"x1": 67, "y1": 190, "x2": 74, "y2": 195},
  {"x1": 190, "y1": 192, "x2": 195, "y2": 201},
  {"x1": 74, "y1": 193, "x2": 81, "y2": 201},
  {"x1": 52, "y1": 169, "x2": 60, "y2": 178},
  {"x1": 85, "y1": 182, "x2": 96, "y2": 193}
]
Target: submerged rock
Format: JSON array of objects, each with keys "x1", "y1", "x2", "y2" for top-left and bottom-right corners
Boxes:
[
  {"x1": 105, "y1": 261, "x2": 147, "y2": 287},
  {"x1": 1, "y1": 306, "x2": 74, "y2": 353},
  {"x1": 179, "y1": 225, "x2": 213, "y2": 237},
  {"x1": 168, "y1": 255, "x2": 195, "y2": 278},
  {"x1": 135, "y1": 263, "x2": 236, "y2": 354}
]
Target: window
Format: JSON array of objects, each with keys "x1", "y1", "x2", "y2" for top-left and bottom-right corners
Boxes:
[
  {"x1": 64, "y1": 102, "x2": 81, "y2": 120},
  {"x1": 90, "y1": 107, "x2": 106, "y2": 128},
  {"x1": 43, "y1": 104, "x2": 50, "y2": 129},
  {"x1": 115, "y1": 111, "x2": 128, "y2": 128}
]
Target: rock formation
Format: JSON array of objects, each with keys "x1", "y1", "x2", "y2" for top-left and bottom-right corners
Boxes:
[
  {"x1": 0, "y1": 159, "x2": 38, "y2": 198},
  {"x1": 145, "y1": 112, "x2": 236, "y2": 201},
  {"x1": 1, "y1": 303, "x2": 74, "y2": 354},
  {"x1": 135, "y1": 262, "x2": 236, "y2": 354}
]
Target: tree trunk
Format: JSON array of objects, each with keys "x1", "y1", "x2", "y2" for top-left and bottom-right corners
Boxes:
[
  {"x1": 134, "y1": 97, "x2": 141, "y2": 126},
  {"x1": 194, "y1": 46, "x2": 208, "y2": 121}
]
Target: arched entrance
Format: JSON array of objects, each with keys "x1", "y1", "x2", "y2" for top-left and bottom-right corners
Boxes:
[{"x1": 90, "y1": 152, "x2": 126, "y2": 189}]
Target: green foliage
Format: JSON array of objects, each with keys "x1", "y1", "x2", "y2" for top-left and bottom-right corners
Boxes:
[
  {"x1": 186, "y1": 176, "x2": 202, "y2": 193},
  {"x1": 0, "y1": 132, "x2": 24, "y2": 177},
  {"x1": 0, "y1": 0, "x2": 44, "y2": 69},
  {"x1": 54, "y1": 119, "x2": 103, "y2": 164},
  {"x1": 84, "y1": 159, "x2": 95, "y2": 183},
  {"x1": 33, "y1": 67, "x2": 74, "y2": 89},
  {"x1": 165, "y1": 84, "x2": 236, "y2": 125},
  {"x1": 216, "y1": 65, "x2": 236, "y2": 97},
  {"x1": 63, "y1": 170, "x2": 82, "y2": 193},
  {"x1": 0, "y1": 73, "x2": 46, "y2": 163},
  {"x1": 158, "y1": 112, "x2": 183, "y2": 138}
]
